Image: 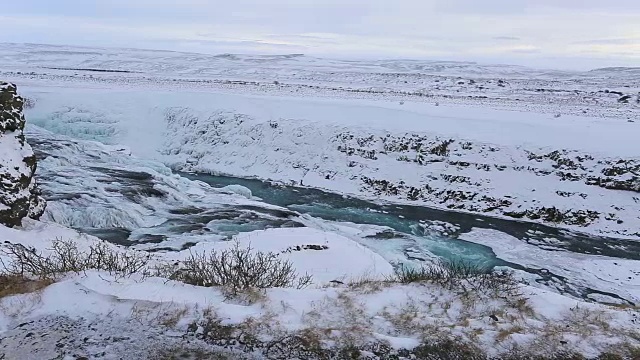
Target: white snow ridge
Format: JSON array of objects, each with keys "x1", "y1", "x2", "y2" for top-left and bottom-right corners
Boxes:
[{"x1": 0, "y1": 43, "x2": 638, "y2": 359}]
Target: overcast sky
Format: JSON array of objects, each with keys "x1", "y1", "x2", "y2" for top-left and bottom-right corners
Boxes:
[{"x1": 1, "y1": 0, "x2": 639, "y2": 70}]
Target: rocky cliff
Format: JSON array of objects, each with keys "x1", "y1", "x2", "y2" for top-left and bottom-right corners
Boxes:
[{"x1": 0, "y1": 82, "x2": 45, "y2": 226}]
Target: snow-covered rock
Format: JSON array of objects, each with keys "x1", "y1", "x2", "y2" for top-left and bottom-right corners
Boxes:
[
  {"x1": 220, "y1": 184, "x2": 253, "y2": 199},
  {"x1": 0, "y1": 82, "x2": 45, "y2": 227}
]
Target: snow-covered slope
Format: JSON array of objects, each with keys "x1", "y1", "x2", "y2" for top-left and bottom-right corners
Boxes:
[
  {"x1": 20, "y1": 87, "x2": 640, "y2": 240},
  {"x1": 1, "y1": 220, "x2": 639, "y2": 359}
]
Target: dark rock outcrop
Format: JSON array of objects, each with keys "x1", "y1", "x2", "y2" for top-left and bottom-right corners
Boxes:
[{"x1": 0, "y1": 82, "x2": 45, "y2": 227}]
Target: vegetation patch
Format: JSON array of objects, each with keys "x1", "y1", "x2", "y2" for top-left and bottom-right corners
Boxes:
[
  {"x1": 0, "y1": 240, "x2": 151, "y2": 279},
  {"x1": 166, "y1": 241, "x2": 313, "y2": 296},
  {"x1": 0, "y1": 274, "x2": 53, "y2": 299},
  {"x1": 392, "y1": 259, "x2": 520, "y2": 297}
]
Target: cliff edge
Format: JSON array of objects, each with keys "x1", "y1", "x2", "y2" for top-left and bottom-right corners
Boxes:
[{"x1": 0, "y1": 82, "x2": 45, "y2": 227}]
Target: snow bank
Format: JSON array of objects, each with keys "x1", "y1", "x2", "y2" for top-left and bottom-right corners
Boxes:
[
  {"x1": 0, "y1": 219, "x2": 102, "y2": 256},
  {"x1": 220, "y1": 184, "x2": 253, "y2": 199},
  {"x1": 459, "y1": 228, "x2": 640, "y2": 304},
  {"x1": 169, "y1": 227, "x2": 395, "y2": 284}
]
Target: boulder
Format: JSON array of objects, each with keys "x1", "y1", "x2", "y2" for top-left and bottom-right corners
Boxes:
[{"x1": 0, "y1": 82, "x2": 45, "y2": 227}]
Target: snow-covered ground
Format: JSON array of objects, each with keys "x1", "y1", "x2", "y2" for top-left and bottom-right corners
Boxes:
[
  {"x1": 1, "y1": 220, "x2": 639, "y2": 359},
  {"x1": 0, "y1": 43, "x2": 639, "y2": 358}
]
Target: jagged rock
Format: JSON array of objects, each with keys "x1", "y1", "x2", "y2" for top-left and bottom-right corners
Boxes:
[
  {"x1": 0, "y1": 82, "x2": 46, "y2": 227},
  {"x1": 618, "y1": 95, "x2": 631, "y2": 103}
]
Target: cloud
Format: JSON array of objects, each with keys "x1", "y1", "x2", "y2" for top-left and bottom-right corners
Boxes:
[
  {"x1": 509, "y1": 46, "x2": 542, "y2": 54},
  {"x1": 0, "y1": 0, "x2": 639, "y2": 69},
  {"x1": 150, "y1": 39, "x2": 308, "y2": 55},
  {"x1": 493, "y1": 36, "x2": 521, "y2": 41},
  {"x1": 434, "y1": 0, "x2": 640, "y2": 14},
  {"x1": 572, "y1": 38, "x2": 640, "y2": 45}
]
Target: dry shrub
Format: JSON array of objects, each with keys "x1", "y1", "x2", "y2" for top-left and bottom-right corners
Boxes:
[
  {"x1": 412, "y1": 337, "x2": 487, "y2": 359},
  {"x1": 0, "y1": 240, "x2": 151, "y2": 279},
  {"x1": 393, "y1": 259, "x2": 519, "y2": 296},
  {"x1": 148, "y1": 344, "x2": 235, "y2": 360},
  {"x1": 159, "y1": 306, "x2": 190, "y2": 328},
  {"x1": 499, "y1": 347, "x2": 586, "y2": 360},
  {"x1": 169, "y1": 242, "x2": 312, "y2": 295},
  {"x1": 496, "y1": 325, "x2": 526, "y2": 343}
]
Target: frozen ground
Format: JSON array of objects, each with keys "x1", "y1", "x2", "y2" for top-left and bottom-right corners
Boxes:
[{"x1": 0, "y1": 43, "x2": 639, "y2": 358}]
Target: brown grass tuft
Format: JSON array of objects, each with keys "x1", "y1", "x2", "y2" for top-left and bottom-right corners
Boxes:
[{"x1": 0, "y1": 274, "x2": 53, "y2": 298}]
